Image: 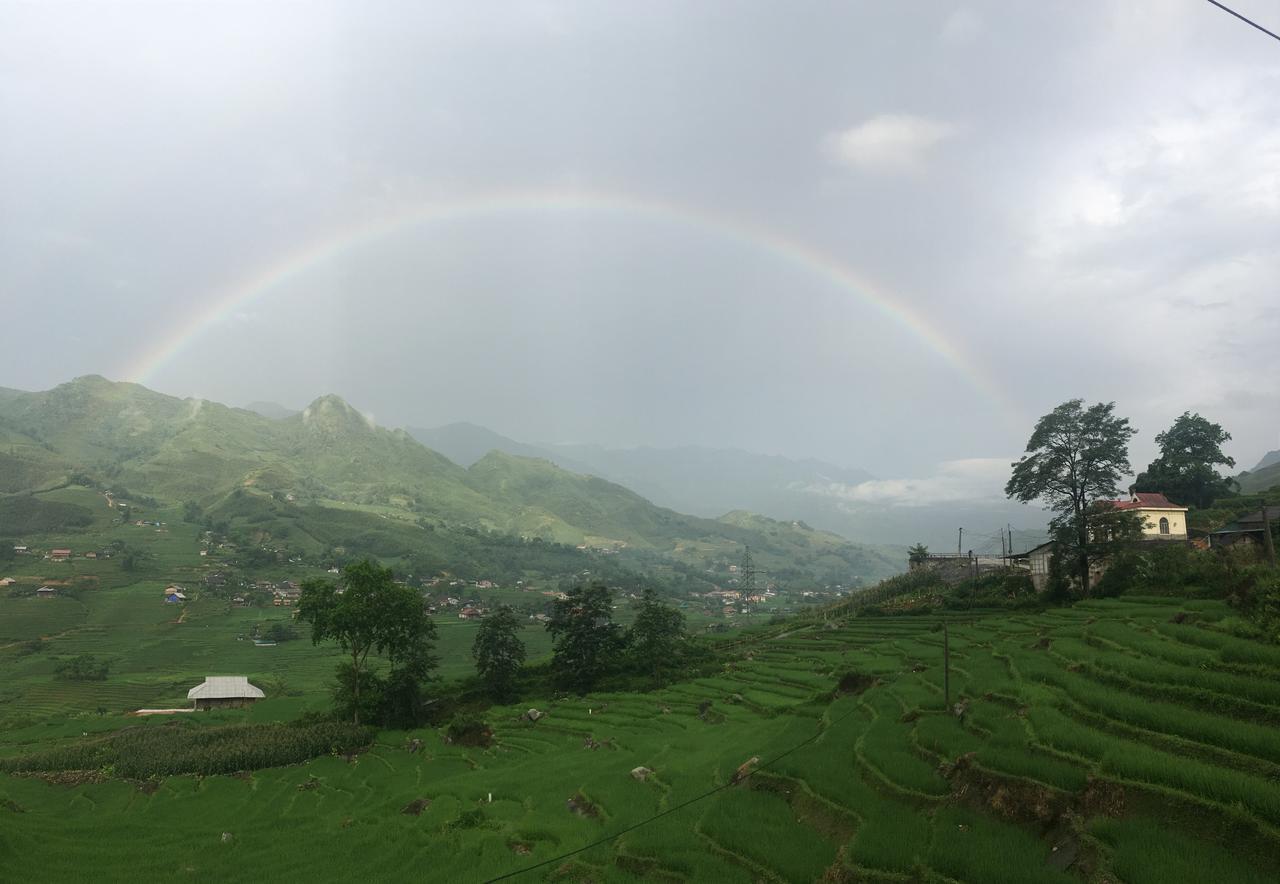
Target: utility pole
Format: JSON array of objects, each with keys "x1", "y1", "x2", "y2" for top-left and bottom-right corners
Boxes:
[
  {"x1": 1262, "y1": 505, "x2": 1278, "y2": 568},
  {"x1": 957, "y1": 527, "x2": 963, "y2": 558}
]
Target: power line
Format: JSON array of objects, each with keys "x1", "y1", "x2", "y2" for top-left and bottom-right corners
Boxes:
[
  {"x1": 1203, "y1": 0, "x2": 1280, "y2": 42},
  {"x1": 484, "y1": 701, "x2": 865, "y2": 882}
]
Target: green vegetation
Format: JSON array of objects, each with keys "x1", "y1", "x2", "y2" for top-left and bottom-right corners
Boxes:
[
  {"x1": 1006, "y1": 398, "x2": 1139, "y2": 597},
  {"x1": 548, "y1": 582, "x2": 624, "y2": 693},
  {"x1": 1135, "y1": 411, "x2": 1238, "y2": 508},
  {"x1": 3, "y1": 587, "x2": 1278, "y2": 882},
  {"x1": 53, "y1": 653, "x2": 109, "y2": 681},
  {"x1": 472, "y1": 604, "x2": 526, "y2": 701},
  {"x1": 0, "y1": 376, "x2": 900, "y2": 588},
  {"x1": 299, "y1": 560, "x2": 437, "y2": 726},
  {"x1": 0, "y1": 720, "x2": 371, "y2": 778}
]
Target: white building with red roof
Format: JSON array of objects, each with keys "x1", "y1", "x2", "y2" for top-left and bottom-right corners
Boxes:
[{"x1": 1108, "y1": 491, "x2": 1188, "y2": 540}]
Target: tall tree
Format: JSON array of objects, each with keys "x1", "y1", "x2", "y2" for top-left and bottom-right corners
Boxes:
[
  {"x1": 627, "y1": 588, "x2": 686, "y2": 687},
  {"x1": 1006, "y1": 400, "x2": 1138, "y2": 598},
  {"x1": 1134, "y1": 412, "x2": 1237, "y2": 509},
  {"x1": 907, "y1": 543, "x2": 929, "y2": 567},
  {"x1": 472, "y1": 605, "x2": 527, "y2": 701},
  {"x1": 299, "y1": 559, "x2": 436, "y2": 725},
  {"x1": 546, "y1": 582, "x2": 623, "y2": 694}
]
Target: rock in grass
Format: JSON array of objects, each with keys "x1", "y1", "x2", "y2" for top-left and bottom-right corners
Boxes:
[
  {"x1": 630, "y1": 766, "x2": 653, "y2": 782},
  {"x1": 220, "y1": 832, "x2": 233, "y2": 844},
  {"x1": 401, "y1": 797, "x2": 431, "y2": 816}
]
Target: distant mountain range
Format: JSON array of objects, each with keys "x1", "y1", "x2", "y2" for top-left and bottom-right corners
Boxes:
[
  {"x1": 409, "y1": 422, "x2": 1041, "y2": 552},
  {"x1": 0, "y1": 376, "x2": 902, "y2": 585},
  {"x1": 1238, "y1": 449, "x2": 1280, "y2": 494}
]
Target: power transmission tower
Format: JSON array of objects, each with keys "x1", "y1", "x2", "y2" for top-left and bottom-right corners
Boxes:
[{"x1": 738, "y1": 545, "x2": 756, "y2": 610}]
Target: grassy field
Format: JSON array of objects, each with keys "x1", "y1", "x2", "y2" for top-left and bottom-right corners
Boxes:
[{"x1": 1, "y1": 596, "x2": 1278, "y2": 882}]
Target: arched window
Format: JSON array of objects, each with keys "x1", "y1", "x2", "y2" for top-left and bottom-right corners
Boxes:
[{"x1": 1159, "y1": 517, "x2": 1170, "y2": 535}]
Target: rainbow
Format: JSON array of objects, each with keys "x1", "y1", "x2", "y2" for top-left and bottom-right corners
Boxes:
[{"x1": 125, "y1": 188, "x2": 1015, "y2": 418}]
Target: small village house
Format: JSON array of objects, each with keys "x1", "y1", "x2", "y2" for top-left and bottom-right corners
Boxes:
[
  {"x1": 187, "y1": 676, "x2": 265, "y2": 710},
  {"x1": 0, "y1": 577, "x2": 15, "y2": 587},
  {"x1": 1208, "y1": 505, "x2": 1278, "y2": 550},
  {"x1": 50, "y1": 548, "x2": 72, "y2": 562},
  {"x1": 36, "y1": 586, "x2": 59, "y2": 599}
]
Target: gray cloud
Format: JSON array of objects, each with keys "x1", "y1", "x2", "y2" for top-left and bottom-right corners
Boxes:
[{"x1": 2, "y1": 0, "x2": 1278, "y2": 488}]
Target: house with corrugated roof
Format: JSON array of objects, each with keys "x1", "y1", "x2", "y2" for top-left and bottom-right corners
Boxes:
[
  {"x1": 187, "y1": 676, "x2": 265, "y2": 710},
  {"x1": 1209, "y1": 505, "x2": 1278, "y2": 550}
]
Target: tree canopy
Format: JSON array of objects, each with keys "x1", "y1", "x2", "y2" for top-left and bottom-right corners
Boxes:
[
  {"x1": 299, "y1": 559, "x2": 436, "y2": 725},
  {"x1": 1006, "y1": 400, "x2": 1137, "y2": 597},
  {"x1": 546, "y1": 582, "x2": 623, "y2": 694},
  {"x1": 472, "y1": 605, "x2": 526, "y2": 701},
  {"x1": 626, "y1": 588, "x2": 686, "y2": 687},
  {"x1": 1134, "y1": 412, "x2": 1236, "y2": 509}
]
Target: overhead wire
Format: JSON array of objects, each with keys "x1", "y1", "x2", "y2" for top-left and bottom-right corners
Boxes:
[{"x1": 1202, "y1": 0, "x2": 1280, "y2": 43}]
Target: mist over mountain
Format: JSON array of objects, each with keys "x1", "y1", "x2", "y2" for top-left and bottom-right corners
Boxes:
[{"x1": 409, "y1": 422, "x2": 1045, "y2": 551}]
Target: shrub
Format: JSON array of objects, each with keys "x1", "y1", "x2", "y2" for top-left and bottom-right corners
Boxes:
[
  {"x1": 444, "y1": 714, "x2": 493, "y2": 747},
  {"x1": 53, "y1": 654, "x2": 109, "y2": 681},
  {"x1": 0, "y1": 721, "x2": 372, "y2": 778}
]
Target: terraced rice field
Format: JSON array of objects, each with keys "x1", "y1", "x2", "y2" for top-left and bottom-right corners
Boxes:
[{"x1": 1, "y1": 596, "x2": 1277, "y2": 882}]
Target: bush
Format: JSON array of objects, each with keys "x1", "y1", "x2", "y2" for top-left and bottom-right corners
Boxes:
[
  {"x1": 0, "y1": 721, "x2": 372, "y2": 778},
  {"x1": 53, "y1": 654, "x2": 109, "y2": 681},
  {"x1": 444, "y1": 713, "x2": 493, "y2": 747}
]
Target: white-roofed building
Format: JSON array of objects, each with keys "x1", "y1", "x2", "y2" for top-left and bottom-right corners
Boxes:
[{"x1": 187, "y1": 676, "x2": 265, "y2": 710}]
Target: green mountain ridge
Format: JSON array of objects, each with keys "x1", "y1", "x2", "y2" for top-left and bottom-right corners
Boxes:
[{"x1": 0, "y1": 376, "x2": 901, "y2": 585}]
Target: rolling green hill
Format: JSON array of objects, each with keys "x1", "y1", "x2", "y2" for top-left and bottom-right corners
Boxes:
[
  {"x1": 1238, "y1": 454, "x2": 1280, "y2": 494},
  {"x1": 0, "y1": 377, "x2": 900, "y2": 585}
]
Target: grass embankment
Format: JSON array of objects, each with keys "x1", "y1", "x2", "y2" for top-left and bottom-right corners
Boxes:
[{"x1": 1, "y1": 597, "x2": 1278, "y2": 882}]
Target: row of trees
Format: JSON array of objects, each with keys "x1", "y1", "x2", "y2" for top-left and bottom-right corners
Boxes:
[
  {"x1": 472, "y1": 583, "x2": 692, "y2": 699},
  {"x1": 299, "y1": 563, "x2": 692, "y2": 726}
]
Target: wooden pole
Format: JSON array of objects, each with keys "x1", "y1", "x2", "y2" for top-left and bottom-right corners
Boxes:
[
  {"x1": 1262, "y1": 505, "x2": 1278, "y2": 568},
  {"x1": 943, "y1": 622, "x2": 951, "y2": 711}
]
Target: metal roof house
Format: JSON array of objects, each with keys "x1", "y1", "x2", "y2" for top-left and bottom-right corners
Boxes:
[{"x1": 187, "y1": 676, "x2": 265, "y2": 710}]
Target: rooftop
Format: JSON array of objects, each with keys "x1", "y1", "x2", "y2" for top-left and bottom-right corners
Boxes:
[
  {"x1": 1110, "y1": 492, "x2": 1184, "y2": 511},
  {"x1": 187, "y1": 676, "x2": 265, "y2": 700}
]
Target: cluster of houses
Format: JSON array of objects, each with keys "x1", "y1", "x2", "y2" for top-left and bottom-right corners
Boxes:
[{"x1": 11, "y1": 546, "x2": 112, "y2": 561}]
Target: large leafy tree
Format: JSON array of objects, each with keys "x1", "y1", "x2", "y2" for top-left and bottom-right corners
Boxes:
[
  {"x1": 1134, "y1": 412, "x2": 1236, "y2": 509},
  {"x1": 1006, "y1": 400, "x2": 1138, "y2": 598},
  {"x1": 472, "y1": 605, "x2": 527, "y2": 701},
  {"x1": 546, "y1": 582, "x2": 623, "y2": 694},
  {"x1": 627, "y1": 588, "x2": 686, "y2": 687},
  {"x1": 299, "y1": 559, "x2": 437, "y2": 725}
]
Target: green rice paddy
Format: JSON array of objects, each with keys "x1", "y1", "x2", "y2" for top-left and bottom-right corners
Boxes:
[{"x1": 2, "y1": 592, "x2": 1278, "y2": 882}]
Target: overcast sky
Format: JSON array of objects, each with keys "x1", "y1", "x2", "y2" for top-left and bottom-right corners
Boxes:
[{"x1": 3, "y1": 0, "x2": 1279, "y2": 509}]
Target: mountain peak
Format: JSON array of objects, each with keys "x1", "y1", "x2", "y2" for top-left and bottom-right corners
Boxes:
[{"x1": 298, "y1": 395, "x2": 376, "y2": 432}]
